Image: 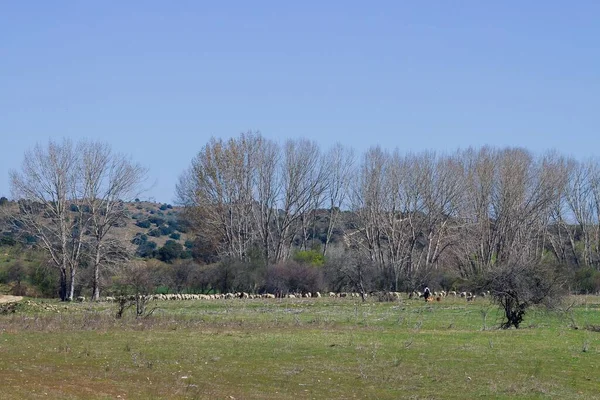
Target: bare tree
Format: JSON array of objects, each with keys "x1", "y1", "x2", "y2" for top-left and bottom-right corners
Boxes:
[
  {"x1": 10, "y1": 139, "x2": 82, "y2": 300},
  {"x1": 272, "y1": 139, "x2": 327, "y2": 262},
  {"x1": 322, "y1": 143, "x2": 355, "y2": 256},
  {"x1": 176, "y1": 134, "x2": 256, "y2": 261},
  {"x1": 80, "y1": 142, "x2": 148, "y2": 300},
  {"x1": 252, "y1": 137, "x2": 281, "y2": 264},
  {"x1": 10, "y1": 139, "x2": 146, "y2": 301}
]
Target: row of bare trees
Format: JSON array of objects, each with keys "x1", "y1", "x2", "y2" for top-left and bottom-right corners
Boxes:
[
  {"x1": 9, "y1": 139, "x2": 147, "y2": 301},
  {"x1": 176, "y1": 132, "x2": 355, "y2": 265},
  {"x1": 178, "y1": 133, "x2": 600, "y2": 292},
  {"x1": 7, "y1": 134, "x2": 600, "y2": 299}
]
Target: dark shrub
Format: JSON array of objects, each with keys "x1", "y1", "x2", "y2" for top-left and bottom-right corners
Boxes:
[
  {"x1": 148, "y1": 229, "x2": 161, "y2": 237},
  {"x1": 480, "y1": 262, "x2": 567, "y2": 329},
  {"x1": 157, "y1": 240, "x2": 183, "y2": 263},
  {"x1": 136, "y1": 220, "x2": 151, "y2": 229}
]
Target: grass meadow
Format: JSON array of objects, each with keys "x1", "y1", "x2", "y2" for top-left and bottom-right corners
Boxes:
[{"x1": 1, "y1": 295, "x2": 600, "y2": 399}]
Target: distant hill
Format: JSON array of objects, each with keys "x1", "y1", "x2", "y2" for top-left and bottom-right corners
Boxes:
[
  {"x1": 0, "y1": 200, "x2": 352, "y2": 264},
  {"x1": 0, "y1": 200, "x2": 194, "y2": 262}
]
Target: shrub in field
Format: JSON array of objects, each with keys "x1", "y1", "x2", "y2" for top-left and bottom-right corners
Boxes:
[{"x1": 480, "y1": 262, "x2": 567, "y2": 329}]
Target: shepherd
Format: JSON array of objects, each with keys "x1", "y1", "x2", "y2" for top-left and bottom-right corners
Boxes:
[{"x1": 423, "y1": 286, "x2": 431, "y2": 302}]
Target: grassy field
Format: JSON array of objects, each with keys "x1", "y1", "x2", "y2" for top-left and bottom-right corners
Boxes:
[{"x1": 1, "y1": 295, "x2": 599, "y2": 400}]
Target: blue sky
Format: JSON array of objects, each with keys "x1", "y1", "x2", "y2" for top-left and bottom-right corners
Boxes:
[{"x1": 2, "y1": 1, "x2": 599, "y2": 203}]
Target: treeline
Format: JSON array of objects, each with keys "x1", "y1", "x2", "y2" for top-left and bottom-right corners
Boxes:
[
  {"x1": 4, "y1": 134, "x2": 600, "y2": 299},
  {"x1": 175, "y1": 132, "x2": 600, "y2": 294}
]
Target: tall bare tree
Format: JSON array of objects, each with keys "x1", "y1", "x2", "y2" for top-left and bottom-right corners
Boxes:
[
  {"x1": 272, "y1": 139, "x2": 327, "y2": 262},
  {"x1": 322, "y1": 143, "x2": 355, "y2": 256},
  {"x1": 177, "y1": 132, "x2": 260, "y2": 261},
  {"x1": 80, "y1": 142, "x2": 147, "y2": 300},
  {"x1": 10, "y1": 139, "x2": 146, "y2": 301},
  {"x1": 10, "y1": 139, "x2": 82, "y2": 300}
]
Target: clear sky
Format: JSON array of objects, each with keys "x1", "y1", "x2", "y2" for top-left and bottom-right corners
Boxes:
[{"x1": 2, "y1": 1, "x2": 599, "y2": 203}]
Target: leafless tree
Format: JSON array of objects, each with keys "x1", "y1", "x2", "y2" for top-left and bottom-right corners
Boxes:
[
  {"x1": 322, "y1": 143, "x2": 355, "y2": 256},
  {"x1": 80, "y1": 141, "x2": 147, "y2": 300},
  {"x1": 252, "y1": 136, "x2": 281, "y2": 264},
  {"x1": 176, "y1": 133, "x2": 258, "y2": 261},
  {"x1": 10, "y1": 139, "x2": 146, "y2": 301},
  {"x1": 10, "y1": 139, "x2": 82, "y2": 300},
  {"x1": 272, "y1": 138, "x2": 327, "y2": 262}
]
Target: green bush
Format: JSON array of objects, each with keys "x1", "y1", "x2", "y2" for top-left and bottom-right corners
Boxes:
[
  {"x1": 293, "y1": 250, "x2": 325, "y2": 267},
  {"x1": 573, "y1": 266, "x2": 600, "y2": 294}
]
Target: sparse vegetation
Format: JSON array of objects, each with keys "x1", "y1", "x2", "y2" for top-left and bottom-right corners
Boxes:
[{"x1": 0, "y1": 295, "x2": 599, "y2": 399}]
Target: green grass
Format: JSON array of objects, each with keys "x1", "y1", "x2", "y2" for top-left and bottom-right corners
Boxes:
[{"x1": 1, "y1": 296, "x2": 600, "y2": 399}]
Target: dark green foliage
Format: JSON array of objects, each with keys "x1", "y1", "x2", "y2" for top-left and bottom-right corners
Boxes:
[
  {"x1": 1, "y1": 233, "x2": 16, "y2": 246},
  {"x1": 573, "y1": 266, "x2": 600, "y2": 294},
  {"x1": 131, "y1": 233, "x2": 148, "y2": 246},
  {"x1": 148, "y1": 216, "x2": 165, "y2": 226},
  {"x1": 24, "y1": 235, "x2": 37, "y2": 244},
  {"x1": 0, "y1": 196, "x2": 8, "y2": 207},
  {"x1": 180, "y1": 250, "x2": 192, "y2": 259},
  {"x1": 148, "y1": 229, "x2": 161, "y2": 237},
  {"x1": 29, "y1": 263, "x2": 60, "y2": 298},
  {"x1": 135, "y1": 220, "x2": 151, "y2": 229},
  {"x1": 157, "y1": 240, "x2": 183, "y2": 263},
  {"x1": 136, "y1": 240, "x2": 157, "y2": 258},
  {"x1": 169, "y1": 233, "x2": 181, "y2": 240},
  {"x1": 158, "y1": 224, "x2": 174, "y2": 236}
]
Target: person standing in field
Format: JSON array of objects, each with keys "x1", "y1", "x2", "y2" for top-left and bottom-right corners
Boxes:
[{"x1": 423, "y1": 286, "x2": 431, "y2": 302}]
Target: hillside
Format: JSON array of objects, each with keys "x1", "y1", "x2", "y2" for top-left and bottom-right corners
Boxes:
[{"x1": 0, "y1": 200, "x2": 194, "y2": 262}]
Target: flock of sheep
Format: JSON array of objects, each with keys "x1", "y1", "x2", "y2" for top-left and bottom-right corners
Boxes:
[
  {"x1": 409, "y1": 290, "x2": 489, "y2": 301},
  {"x1": 78, "y1": 290, "x2": 490, "y2": 303}
]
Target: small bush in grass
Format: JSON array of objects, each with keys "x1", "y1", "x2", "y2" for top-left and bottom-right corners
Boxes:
[{"x1": 480, "y1": 262, "x2": 567, "y2": 329}]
